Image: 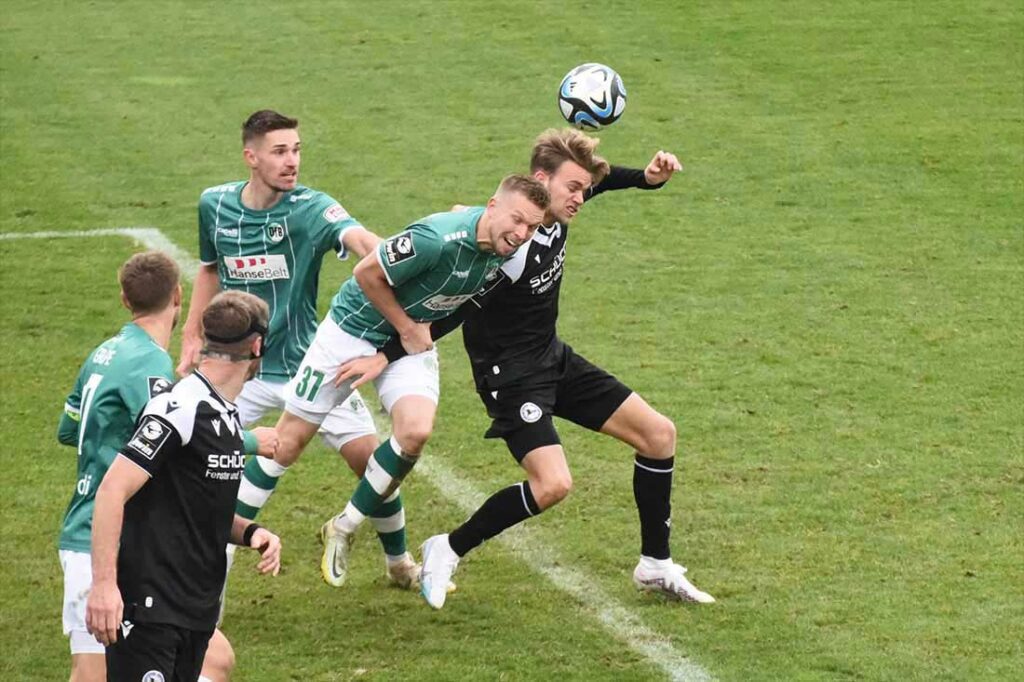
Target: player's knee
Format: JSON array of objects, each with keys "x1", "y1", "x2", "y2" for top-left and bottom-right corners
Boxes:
[
  {"x1": 533, "y1": 472, "x2": 573, "y2": 509},
  {"x1": 338, "y1": 436, "x2": 377, "y2": 476},
  {"x1": 641, "y1": 414, "x2": 677, "y2": 459},
  {"x1": 202, "y1": 630, "x2": 236, "y2": 681},
  {"x1": 395, "y1": 426, "x2": 432, "y2": 456}
]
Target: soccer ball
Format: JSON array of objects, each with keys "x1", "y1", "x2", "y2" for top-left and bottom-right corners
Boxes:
[{"x1": 557, "y1": 63, "x2": 627, "y2": 129}]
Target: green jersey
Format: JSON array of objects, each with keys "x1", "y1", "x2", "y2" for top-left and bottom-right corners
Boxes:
[
  {"x1": 57, "y1": 323, "x2": 173, "y2": 552},
  {"x1": 329, "y1": 207, "x2": 504, "y2": 347},
  {"x1": 198, "y1": 181, "x2": 363, "y2": 381}
]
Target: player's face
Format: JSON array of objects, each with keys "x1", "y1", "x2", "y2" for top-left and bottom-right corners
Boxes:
[
  {"x1": 483, "y1": 191, "x2": 545, "y2": 257},
  {"x1": 246, "y1": 129, "x2": 301, "y2": 193},
  {"x1": 536, "y1": 161, "x2": 592, "y2": 224}
]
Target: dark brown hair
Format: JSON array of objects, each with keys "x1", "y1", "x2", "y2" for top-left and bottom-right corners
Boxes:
[
  {"x1": 242, "y1": 110, "x2": 299, "y2": 145},
  {"x1": 119, "y1": 251, "x2": 180, "y2": 316}
]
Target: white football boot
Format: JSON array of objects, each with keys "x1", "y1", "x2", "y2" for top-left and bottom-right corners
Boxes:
[
  {"x1": 419, "y1": 534, "x2": 460, "y2": 609},
  {"x1": 319, "y1": 514, "x2": 356, "y2": 587},
  {"x1": 633, "y1": 558, "x2": 715, "y2": 603}
]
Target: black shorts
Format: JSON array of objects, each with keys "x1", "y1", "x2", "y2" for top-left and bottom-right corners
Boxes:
[
  {"x1": 106, "y1": 620, "x2": 213, "y2": 682},
  {"x1": 479, "y1": 345, "x2": 632, "y2": 461}
]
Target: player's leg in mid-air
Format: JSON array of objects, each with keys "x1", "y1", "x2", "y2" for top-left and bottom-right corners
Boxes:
[
  {"x1": 558, "y1": 350, "x2": 714, "y2": 603},
  {"x1": 419, "y1": 382, "x2": 561, "y2": 609},
  {"x1": 280, "y1": 316, "x2": 440, "y2": 587},
  {"x1": 420, "y1": 348, "x2": 713, "y2": 608}
]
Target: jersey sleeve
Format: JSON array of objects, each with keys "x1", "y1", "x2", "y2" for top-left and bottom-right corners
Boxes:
[
  {"x1": 375, "y1": 224, "x2": 443, "y2": 287},
  {"x1": 119, "y1": 352, "x2": 174, "y2": 420},
  {"x1": 118, "y1": 393, "x2": 193, "y2": 477},
  {"x1": 312, "y1": 193, "x2": 363, "y2": 260},
  {"x1": 57, "y1": 367, "x2": 86, "y2": 446},
  {"x1": 198, "y1": 196, "x2": 218, "y2": 265},
  {"x1": 585, "y1": 165, "x2": 664, "y2": 202}
]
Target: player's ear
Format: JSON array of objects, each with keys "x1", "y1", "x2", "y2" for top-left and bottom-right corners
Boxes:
[
  {"x1": 173, "y1": 284, "x2": 183, "y2": 307},
  {"x1": 242, "y1": 145, "x2": 258, "y2": 168},
  {"x1": 532, "y1": 169, "x2": 549, "y2": 185},
  {"x1": 120, "y1": 289, "x2": 132, "y2": 313}
]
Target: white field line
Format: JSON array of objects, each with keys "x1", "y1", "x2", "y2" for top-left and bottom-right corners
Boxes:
[{"x1": 4, "y1": 227, "x2": 713, "y2": 682}]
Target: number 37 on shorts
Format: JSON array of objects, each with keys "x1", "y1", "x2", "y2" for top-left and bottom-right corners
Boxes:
[{"x1": 293, "y1": 366, "x2": 325, "y2": 402}]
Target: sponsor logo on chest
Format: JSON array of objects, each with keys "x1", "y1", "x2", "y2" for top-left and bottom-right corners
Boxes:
[
  {"x1": 528, "y1": 242, "x2": 566, "y2": 293},
  {"x1": 205, "y1": 451, "x2": 245, "y2": 481},
  {"x1": 224, "y1": 254, "x2": 290, "y2": 281},
  {"x1": 423, "y1": 293, "x2": 474, "y2": 311}
]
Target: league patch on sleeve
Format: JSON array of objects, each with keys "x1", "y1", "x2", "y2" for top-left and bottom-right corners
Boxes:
[
  {"x1": 125, "y1": 416, "x2": 172, "y2": 460},
  {"x1": 147, "y1": 376, "x2": 172, "y2": 398},
  {"x1": 323, "y1": 203, "x2": 350, "y2": 223},
  {"x1": 383, "y1": 233, "x2": 416, "y2": 265}
]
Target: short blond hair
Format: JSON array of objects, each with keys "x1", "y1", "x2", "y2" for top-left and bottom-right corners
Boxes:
[
  {"x1": 498, "y1": 174, "x2": 550, "y2": 211},
  {"x1": 530, "y1": 128, "x2": 610, "y2": 184}
]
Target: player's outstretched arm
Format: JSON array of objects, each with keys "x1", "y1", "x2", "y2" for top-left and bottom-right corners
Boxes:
[
  {"x1": 643, "y1": 150, "x2": 683, "y2": 185},
  {"x1": 86, "y1": 455, "x2": 149, "y2": 645},
  {"x1": 176, "y1": 263, "x2": 221, "y2": 377},
  {"x1": 231, "y1": 515, "x2": 281, "y2": 576}
]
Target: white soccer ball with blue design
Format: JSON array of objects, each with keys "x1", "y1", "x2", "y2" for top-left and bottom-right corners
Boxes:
[{"x1": 558, "y1": 63, "x2": 627, "y2": 129}]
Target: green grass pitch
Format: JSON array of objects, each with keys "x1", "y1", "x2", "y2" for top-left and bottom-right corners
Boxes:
[{"x1": 2, "y1": 1, "x2": 1021, "y2": 680}]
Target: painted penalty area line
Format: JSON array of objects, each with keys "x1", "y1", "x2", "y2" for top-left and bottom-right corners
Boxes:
[{"x1": 4, "y1": 226, "x2": 713, "y2": 682}]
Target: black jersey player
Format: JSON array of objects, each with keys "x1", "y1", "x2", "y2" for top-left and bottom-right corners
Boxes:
[
  {"x1": 339, "y1": 129, "x2": 715, "y2": 609},
  {"x1": 86, "y1": 291, "x2": 283, "y2": 680}
]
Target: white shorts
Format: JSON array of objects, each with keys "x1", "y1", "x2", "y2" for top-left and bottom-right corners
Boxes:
[
  {"x1": 237, "y1": 375, "x2": 378, "y2": 451},
  {"x1": 285, "y1": 316, "x2": 439, "y2": 424},
  {"x1": 58, "y1": 549, "x2": 104, "y2": 655}
]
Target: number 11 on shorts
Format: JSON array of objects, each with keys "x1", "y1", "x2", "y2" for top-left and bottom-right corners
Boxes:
[{"x1": 295, "y1": 366, "x2": 325, "y2": 401}]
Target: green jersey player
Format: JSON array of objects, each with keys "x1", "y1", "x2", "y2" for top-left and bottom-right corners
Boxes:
[
  {"x1": 271, "y1": 173, "x2": 550, "y2": 588},
  {"x1": 176, "y1": 110, "x2": 421, "y2": 588},
  {"x1": 56, "y1": 252, "x2": 275, "y2": 682}
]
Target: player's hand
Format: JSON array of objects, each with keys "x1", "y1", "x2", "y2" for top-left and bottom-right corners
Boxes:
[
  {"x1": 176, "y1": 334, "x2": 203, "y2": 377},
  {"x1": 85, "y1": 579, "x2": 123, "y2": 646},
  {"x1": 399, "y1": 322, "x2": 434, "y2": 355},
  {"x1": 250, "y1": 528, "x2": 282, "y2": 576},
  {"x1": 644, "y1": 150, "x2": 683, "y2": 185},
  {"x1": 252, "y1": 427, "x2": 279, "y2": 458},
  {"x1": 335, "y1": 353, "x2": 387, "y2": 390},
  {"x1": 451, "y1": 204, "x2": 470, "y2": 212}
]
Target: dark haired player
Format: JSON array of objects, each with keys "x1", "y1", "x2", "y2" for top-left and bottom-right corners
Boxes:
[
  {"x1": 176, "y1": 110, "x2": 425, "y2": 588},
  {"x1": 87, "y1": 291, "x2": 282, "y2": 681}
]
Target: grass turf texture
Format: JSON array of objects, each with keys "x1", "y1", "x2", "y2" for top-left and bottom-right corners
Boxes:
[{"x1": 2, "y1": 1, "x2": 1022, "y2": 679}]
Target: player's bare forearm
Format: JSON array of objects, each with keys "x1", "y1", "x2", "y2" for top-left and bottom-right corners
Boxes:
[
  {"x1": 230, "y1": 515, "x2": 282, "y2": 575},
  {"x1": 177, "y1": 264, "x2": 220, "y2": 375},
  {"x1": 91, "y1": 467, "x2": 133, "y2": 585},
  {"x1": 343, "y1": 226, "x2": 382, "y2": 260}
]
